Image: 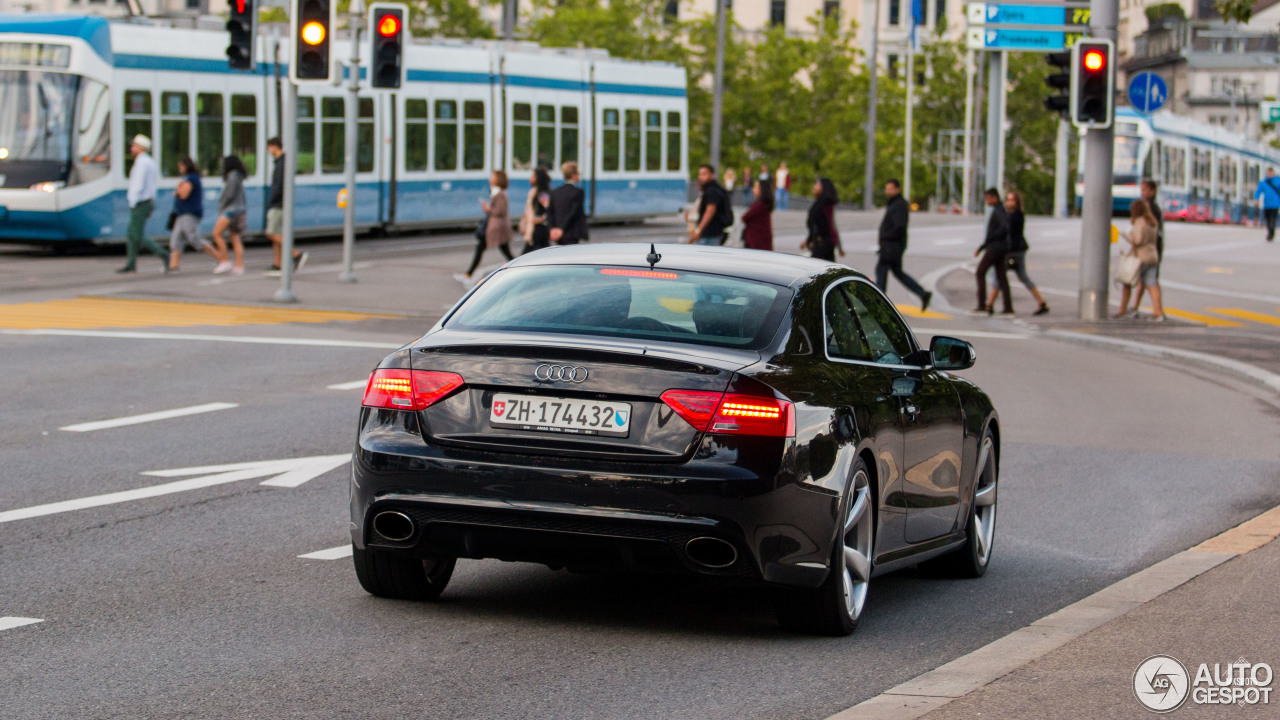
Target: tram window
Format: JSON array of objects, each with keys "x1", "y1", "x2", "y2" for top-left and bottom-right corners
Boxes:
[
  {"x1": 666, "y1": 111, "x2": 682, "y2": 172},
  {"x1": 463, "y1": 100, "x2": 485, "y2": 171},
  {"x1": 230, "y1": 94, "x2": 256, "y2": 176},
  {"x1": 159, "y1": 91, "x2": 189, "y2": 177},
  {"x1": 72, "y1": 79, "x2": 110, "y2": 185},
  {"x1": 358, "y1": 97, "x2": 375, "y2": 172},
  {"x1": 297, "y1": 96, "x2": 316, "y2": 174},
  {"x1": 320, "y1": 97, "x2": 345, "y2": 174},
  {"x1": 624, "y1": 109, "x2": 641, "y2": 172},
  {"x1": 602, "y1": 108, "x2": 620, "y2": 172},
  {"x1": 196, "y1": 93, "x2": 224, "y2": 177},
  {"x1": 123, "y1": 90, "x2": 151, "y2": 177},
  {"x1": 435, "y1": 100, "x2": 458, "y2": 171},
  {"x1": 645, "y1": 110, "x2": 661, "y2": 171},
  {"x1": 512, "y1": 102, "x2": 532, "y2": 171},
  {"x1": 405, "y1": 99, "x2": 428, "y2": 172},
  {"x1": 537, "y1": 104, "x2": 555, "y2": 169},
  {"x1": 561, "y1": 106, "x2": 579, "y2": 164}
]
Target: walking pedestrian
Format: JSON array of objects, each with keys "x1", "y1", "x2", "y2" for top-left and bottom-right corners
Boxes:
[
  {"x1": 211, "y1": 155, "x2": 248, "y2": 275},
  {"x1": 548, "y1": 161, "x2": 589, "y2": 245},
  {"x1": 1254, "y1": 167, "x2": 1280, "y2": 241},
  {"x1": 723, "y1": 167, "x2": 736, "y2": 195},
  {"x1": 974, "y1": 188, "x2": 1014, "y2": 314},
  {"x1": 876, "y1": 178, "x2": 932, "y2": 311},
  {"x1": 1114, "y1": 198, "x2": 1164, "y2": 321},
  {"x1": 803, "y1": 177, "x2": 838, "y2": 261},
  {"x1": 740, "y1": 178, "x2": 774, "y2": 251},
  {"x1": 166, "y1": 157, "x2": 225, "y2": 272},
  {"x1": 775, "y1": 162, "x2": 791, "y2": 210},
  {"x1": 742, "y1": 167, "x2": 753, "y2": 202},
  {"x1": 455, "y1": 170, "x2": 515, "y2": 284},
  {"x1": 519, "y1": 167, "x2": 552, "y2": 255},
  {"x1": 1128, "y1": 178, "x2": 1164, "y2": 315},
  {"x1": 264, "y1": 137, "x2": 308, "y2": 276},
  {"x1": 985, "y1": 191, "x2": 1049, "y2": 315},
  {"x1": 116, "y1": 135, "x2": 168, "y2": 273},
  {"x1": 688, "y1": 164, "x2": 731, "y2": 245}
]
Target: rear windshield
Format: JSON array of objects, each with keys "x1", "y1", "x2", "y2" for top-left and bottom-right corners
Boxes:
[{"x1": 447, "y1": 265, "x2": 792, "y2": 349}]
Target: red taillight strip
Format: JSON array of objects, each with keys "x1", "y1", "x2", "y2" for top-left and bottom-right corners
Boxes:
[
  {"x1": 600, "y1": 268, "x2": 679, "y2": 279},
  {"x1": 362, "y1": 369, "x2": 464, "y2": 411},
  {"x1": 660, "y1": 389, "x2": 795, "y2": 438}
]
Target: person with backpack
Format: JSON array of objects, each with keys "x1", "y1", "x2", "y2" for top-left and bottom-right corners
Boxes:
[
  {"x1": 1255, "y1": 167, "x2": 1280, "y2": 241},
  {"x1": 688, "y1": 164, "x2": 732, "y2": 245}
]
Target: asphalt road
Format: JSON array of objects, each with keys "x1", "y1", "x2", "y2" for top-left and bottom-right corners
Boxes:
[{"x1": 2, "y1": 216, "x2": 1279, "y2": 719}]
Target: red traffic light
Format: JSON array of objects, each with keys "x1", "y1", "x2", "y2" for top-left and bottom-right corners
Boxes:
[
  {"x1": 1083, "y1": 50, "x2": 1105, "y2": 72},
  {"x1": 378, "y1": 14, "x2": 400, "y2": 37}
]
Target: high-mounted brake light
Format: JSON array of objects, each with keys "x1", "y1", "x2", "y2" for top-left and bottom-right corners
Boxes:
[
  {"x1": 362, "y1": 369, "x2": 463, "y2": 411},
  {"x1": 660, "y1": 389, "x2": 795, "y2": 438},
  {"x1": 600, "y1": 268, "x2": 678, "y2": 279}
]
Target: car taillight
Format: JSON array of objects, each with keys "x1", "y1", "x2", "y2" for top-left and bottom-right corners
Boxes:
[
  {"x1": 362, "y1": 369, "x2": 464, "y2": 411},
  {"x1": 660, "y1": 389, "x2": 795, "y2": 438}
]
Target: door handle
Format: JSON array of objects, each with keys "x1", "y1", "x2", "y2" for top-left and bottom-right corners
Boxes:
[{"x1": 901, "y1": 403, "x2": 919, "y2": 420}]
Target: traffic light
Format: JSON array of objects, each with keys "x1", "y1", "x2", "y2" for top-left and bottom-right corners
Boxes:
[
  {"x1": 290, "y1": 0, "x2": 334, "y2": 83},
  {"x1": 226, "y1": 0, "x2": 256, "y2": 71},
  {"x1": 368, "y1": 3, "x2": 408, "y2": 90},
  {"x1": 1043, "y1": 51, "x2": 1070, "y2": 118},
  {"x1": 1071, "y1": 39, "x2": 1114, "y2": 129}
]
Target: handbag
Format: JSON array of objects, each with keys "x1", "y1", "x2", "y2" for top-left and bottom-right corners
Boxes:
[
  {"x1": 165, "y1": 212, "x2": 177, "y2": 231},
  {"x1": 474, "y1": 215, "x2": 488, "y2": 241},
  {"x1": 1113, "y1": 251, "x2": 1142, "y2": 287}
]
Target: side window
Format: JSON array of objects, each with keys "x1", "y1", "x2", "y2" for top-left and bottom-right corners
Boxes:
[
  {"x1": 560, "y1": 106, "x2": 579, "y2": 164},
  {"x1": 159, "y1": 91, "x2": 189, "y2": 177},
  {"x1": 72, "y1": 79, "x2": 111, "y2": 185},
  {"x1": 825, "y1": 285, "x2": 872, "y2": 360},
  {"x1": 358, "y1": 97, "x2": 375, "y2": 172},
  {"x1": 196, "y1": 92, "x2": 223, "y2": 177},
  {"x1": 405, "y1": 99, "x2": 428, "y2": 172},
  {"x1": 536, "y1": 103, "x2": 556, "y2": 169},
  {"x1": 230, "y1": 94, "x2": 256, "y2": 176},
  {"x1": 123, "y1": 90, "x2": 152, "y2": 177},
  {"x1": 624, "y1": 109, "x2": 641, "y2": 171},
  {"x1": 645, "y1": 110, "x2": 662, "y2": 171},
  {"x1": 463, "y1": 100, "x2": 485, "y2": 170},
  {"x1": 602, "y1": 108, "x2": 620, "y2": 171},
  {"x1": 666, "y1": 111, "x2": 682, "y2": 172},
  {"x1": 320, "y1": 97, "x2": 345, "y2": 174},
  {"x1": 434, "y1": 100, "x2": 457, "y2": 171},
  {"x1": 296, "y1": 96, "x2": 316, "y2": 174},
  {"x1": 844, "y1": 283, "x2": 914, "y2": 365},
  {"x1": 512, "y1": 102, "x2": 532, "y2": 170}
]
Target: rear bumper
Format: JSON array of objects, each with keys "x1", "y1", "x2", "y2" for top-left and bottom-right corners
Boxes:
[{"x1": 349, "y1": 408, "x2": 838, "y2": 588}]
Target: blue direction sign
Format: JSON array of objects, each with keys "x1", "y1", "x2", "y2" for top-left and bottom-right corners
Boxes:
[
  {"x1": 966, "y1": 3, "x2": 1091, "y2": 27},
  {"x1": 1128, "y1": 72, "x2": 1168, "y2": 114},
  {"x1": 968, "y1": 27, "x2": 1067, "y2": 51}
]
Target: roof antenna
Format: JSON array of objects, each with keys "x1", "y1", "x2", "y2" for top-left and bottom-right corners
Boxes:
[{"x1": 646, "y1": 243, "x2": 661, "y2": 270}]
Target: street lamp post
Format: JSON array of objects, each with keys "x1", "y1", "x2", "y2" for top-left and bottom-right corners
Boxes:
[
  {"x1": 864, "y1": 0, "x2": 880, "y2": 210},
  {"x1": 340, "y1": 0, "x2": 364, "y2": 284},
  {"x1": 710, "y1": 0, "x2": 726, "y2": 172}
]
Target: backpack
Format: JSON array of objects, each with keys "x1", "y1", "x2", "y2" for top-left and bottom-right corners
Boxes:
[{"x1": 715, "y1": 186, "x2": 734, "y2": 229}]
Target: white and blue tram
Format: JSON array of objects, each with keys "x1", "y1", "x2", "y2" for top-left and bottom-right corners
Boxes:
[
  {"x1": 1078, "y1": 107, "x2": 1280, "y2": 222},
  {"x1": 0, "y1": 14, "x2": 689, "y2": 244}
]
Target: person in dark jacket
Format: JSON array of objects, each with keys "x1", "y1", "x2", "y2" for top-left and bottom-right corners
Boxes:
[
  {"x1": 166, "y1": 157, "x2": 225, "y2": 272},
  {"x1": 985, "y1": 190, "x2": 1049, "y2": 315},
  {"x1": 547, "y1": 161, "x2": 588, "y2": 245},
  {"x1": 688, "y1": 164, "x2": 731, "y2": 245},
  {"x1": 740, "y1": 178, "x2": 774, "y2": 251},
  {"x1": 264, "y1": 137, "x2": 307, "y2": 276},
  {"x1": 975, "y1": 187, "x2": 1014, "y2": 314},
  {"x1": 803, "y1": 178, "x2": 838, "y2": 261},
  {"x1": 876, "y1": 178, "x2": 931, "y2": 311}
]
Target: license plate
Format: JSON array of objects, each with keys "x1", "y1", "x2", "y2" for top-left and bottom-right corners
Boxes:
[{"x1": 489, "y1": 394, "x2": 632, "y2": 438}]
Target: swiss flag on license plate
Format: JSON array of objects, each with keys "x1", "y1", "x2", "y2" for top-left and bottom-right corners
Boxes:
[{"x1": 493, "y1": 401, "x2": 506, "y2": 417}]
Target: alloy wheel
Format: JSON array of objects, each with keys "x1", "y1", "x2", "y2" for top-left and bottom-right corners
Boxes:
[
  {"x1": 841, "y1": 468, "x2": 874, "y2": 620},
  {"x1": 971, "y1": 436, "x2": 998, "y2": 567}
]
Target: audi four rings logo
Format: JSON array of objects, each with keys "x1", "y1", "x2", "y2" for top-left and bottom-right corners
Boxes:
[{"x1": 534, "y1": 364, "x2": 590, "y2": 382}]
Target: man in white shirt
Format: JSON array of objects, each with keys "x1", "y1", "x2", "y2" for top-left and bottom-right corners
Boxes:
[
  {"x1": 775, "y1": 161, "x2": 790, "y2": 210},
  {"x1": 117, "y1": 134, "x2": 168, "y2": 273}
]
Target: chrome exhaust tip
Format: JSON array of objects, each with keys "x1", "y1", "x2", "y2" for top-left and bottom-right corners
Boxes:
[
  {"x1": 685, "y1": 536, "x2": 738, "y2": 569},
  {"x1": 372, "y1": 511, "x2": 415, "y2": 542}
]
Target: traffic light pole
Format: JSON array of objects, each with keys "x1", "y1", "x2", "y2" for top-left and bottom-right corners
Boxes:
[
  {"x1": 1077, "y1": 0, "x2": 1118, "y2": 321},
  {"x1": 340, "y1": 0, "x2": 365, "y2": 284},
  {"x1": 275, "y1": 79, "x2": 298, "y2": 303},
  {"x1": 984, "y1": 51, "x2": 1005, "y2": 201},
  {"x1": 1054, "y1": 117, "x2": 1069, "y2": 218}
]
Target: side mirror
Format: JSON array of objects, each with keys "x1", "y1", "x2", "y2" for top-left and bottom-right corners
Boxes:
[{"x1": 930, "y1": 336, "x2": 976, "y2": 371}]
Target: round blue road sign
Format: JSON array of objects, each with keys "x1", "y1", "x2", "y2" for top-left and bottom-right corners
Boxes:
[{"x1": 1128, "y1": 72, "x2": 1167, "y2": 114}]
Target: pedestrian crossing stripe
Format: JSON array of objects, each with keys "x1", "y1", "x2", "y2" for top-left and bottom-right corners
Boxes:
[
  {"x1": 1163, "y1": 308, "x2": 1243, "y2": 327},
  {"x1": 1207, "y1": 308, "x2": 1280, "y2": 327},
  {"x1": 895, "y1": 305, "x2": 951, "y2": 320},
  {"x1": 0, "y1": 297, "x2": 397, "y2": 330}
]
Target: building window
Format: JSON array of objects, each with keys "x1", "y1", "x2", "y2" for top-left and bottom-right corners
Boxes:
[
  {"x1": 823, "y1": 0, "x2": 840, "y2": 20},
  {"x1": 664, "y1": 0, "x2": 677, "y2": 24},
  {"x1": 889, "y1": 0, "x2": 901, "y2": 26},
  {"x1": 770, "y1": 0, "x2": 786, "y2": 26},
  {"x1": 887, "y1": 54, "x2": 899, "y2": 79},
  {"x1": 934, "y1": 0, "x2": 946, "y2": 26}
]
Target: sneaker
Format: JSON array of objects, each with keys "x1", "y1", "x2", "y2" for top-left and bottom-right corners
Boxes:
[
  {"x1": 998, "y1": 309, "x2": 1015, "y2": 316},
  {"x1": 213, "y1": 261, "x2": 233, "y2": 275},
  {"x1": 265, "y1": 265, "x2": 282, "y2": 277},
  {"x1": 921, "y1": 292, "x2": 933, "y2": 313},
  {"x1": 115, "y1": 265, "x2": 136, "y2": 274},
  {"x1": 1149, "y1": 314, "x2": 1167, "y2": 322},
  {"x1": 453, "y1": 273, "x2": 473, "y2": 286},
  {"x1": 230, "y1": 266, "x2": 245, "y2": 276},
  {"x1": 1033, "y1": 304, "x2": 1050, "y2": 316},
  {"x1": 293, "y1": 251, "x2": 309, "y2": 272}
]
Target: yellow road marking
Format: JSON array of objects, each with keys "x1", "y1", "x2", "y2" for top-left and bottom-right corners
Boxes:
[
  {"x1": 896, "y1": 305, "x2": 951, "y2": 320},
  {"x1": 1205, "y1": 267, "x2": 1234, "y2": 274},
  {"x1": 0, "y1": 297, "x2": 396, "y2": 330},
  {"x1": 1163, "y1": 308, "x2": 1243, "y2": 327},
  {"x1": 1207, "y1": 308, "x2": 1280, "y2": 327}
]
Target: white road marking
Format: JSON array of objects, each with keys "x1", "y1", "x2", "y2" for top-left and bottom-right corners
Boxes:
[
  {"x1": 299, "y1": 544, "x2": 354, "y2": 560},
  {"x1": 60, "y1": 402, "x2": 238, "y2": 433},
  {"x1": 1, "y1": 329, "x2": 403, "y2": 349},
  {"x1": 0, "y1": 455, "x2": 351, "y2": 525},
  {"x1": 933, "y1": 239, "x2": 967, "y2": 246},
  {"x1": 327, "y1": 379, "x2": 369, "y2": 390},
  {"x1": 1163, "y1": 239, "x2": 1261, "y2": 257},
  {"x1": 0, "y1": 617, "x2": 43, "y2": 632},
  {"x1": 1158, "y1": 280, "x2": 1280, "y2": 305},
  {"x1": 911, "y1": 328, "x2": 1029, "y2": 340}
]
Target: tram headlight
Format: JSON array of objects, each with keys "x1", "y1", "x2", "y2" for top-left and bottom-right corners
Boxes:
[{"x1": 30, "y1": 181, "x2": 64, "y2": 192}]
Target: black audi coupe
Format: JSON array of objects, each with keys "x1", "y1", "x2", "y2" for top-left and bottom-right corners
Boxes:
[{"x1": 350, "y1": 243, "x2": 1000, "y2": 635}]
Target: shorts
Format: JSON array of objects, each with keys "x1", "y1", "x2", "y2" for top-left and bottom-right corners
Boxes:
[
  {"x1": 169, "y1": 214, "x2": 209, "y2": 253},
  {"x1": 1138, "y1": 262, "x2": 1160, "y2": 287},
  {"x1": 266, "y1": 207, "x2": 284, "y2": 236},
  {"x1": 221, "y1": 210, "x2": 247, "y2": 234}
]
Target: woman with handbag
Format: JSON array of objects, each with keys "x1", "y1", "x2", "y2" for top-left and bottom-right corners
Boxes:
[
  {"x1": 1114, "y1": 198, "x2": 1164, "y2": 320},
  {"x1": 455, "y1": 170, "x2": 515, "y2": 285},
  {"x1": 801, "y1": 177, "x2": 839, "y2": 262}
]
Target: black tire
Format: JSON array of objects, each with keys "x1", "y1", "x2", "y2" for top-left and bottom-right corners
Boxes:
[
  {"x1": 775, "y1": 458, "x2": 874, "y2": 636},
  {"x1": 352, "y1": 545, "x2": 456, "y2": 601},
  {"x1": 921, "y1": 427, "x2": 998, "y2": 578}
]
